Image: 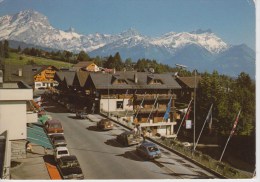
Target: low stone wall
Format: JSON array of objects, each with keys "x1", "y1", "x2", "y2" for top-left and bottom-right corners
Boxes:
[{"x1": 11, "y1": 140, "x2": 27, "y2": 160}]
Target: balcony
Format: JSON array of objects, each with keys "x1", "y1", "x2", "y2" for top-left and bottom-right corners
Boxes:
[
  {"x1": 137, "y1": 108, "x2": 173, "y2": 114},
  {"x1": 135, "y1": 94, "x2": 173, "y2": 101}
]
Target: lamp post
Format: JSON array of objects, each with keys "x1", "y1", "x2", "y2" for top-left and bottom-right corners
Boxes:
[
  {"x1": 175, "y1": 64, "x2": 196, "y2": 151},
  {"x1": 107, "y1": 72, "x2": 110, "y2": 117}
]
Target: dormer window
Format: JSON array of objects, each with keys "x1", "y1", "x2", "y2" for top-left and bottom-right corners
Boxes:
[
  {"x1": 153, "y1": 79, "x2": 163, "y2": 84},
  {"x1": 117, "y1": 79, "x2": 127, "y2": 84}
]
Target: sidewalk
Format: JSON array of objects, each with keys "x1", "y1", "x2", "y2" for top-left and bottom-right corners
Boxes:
[{"x1": 10, "y1": 144, "x2": 51, "y2": 180}]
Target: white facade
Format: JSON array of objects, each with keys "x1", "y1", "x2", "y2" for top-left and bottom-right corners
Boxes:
[
  {"x1": 34, "y1": 81, "x2": 59, "y2": 89},
  {"x1": 0, "y1": 82, "x2": 33, "y2": 179},
  {"x1": 100, "y1": 98, "x2": 133, "y2": 112}
]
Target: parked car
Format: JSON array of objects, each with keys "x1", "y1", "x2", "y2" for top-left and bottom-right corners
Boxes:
[
  {"x1": 136, "y1": 141, "x2": 161, "y2": 160},
  {"x1": 97, "y1": 119, "x2": 113, "y2": 130},
  {"x1": 57, "y1": 155, "x2": 84, "y2": 179},
  {"x1": 76, "y1": 111, "x2": 88, "y2": 119},
  {"x1": 54, "y1": 146, "x2": 70, "y2": 161},
  {"x1": 116, "y1": 131, "x2": 142, "y2": 146},
  {"x1": 50, "y1": 133, "x2": 67, "y2": 147},
  {"x1": 44, "y1": 119, "x2": 63, "y2": 135}
]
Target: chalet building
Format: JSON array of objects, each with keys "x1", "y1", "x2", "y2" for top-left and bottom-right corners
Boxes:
[
  {"x1": 72, "y1": 61, "x2": 100, "y2": 72},
  {"x1": 33, "y1": 65, "x2": 59, "y2": 89},
  {"x1": 52, "y1": 70, "x2": 202, "y2": 137},
  {"x1": 82, "y1": 71, "x2": 182, "y2": 136}
]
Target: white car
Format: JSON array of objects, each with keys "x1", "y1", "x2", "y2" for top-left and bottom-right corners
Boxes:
[{"x1": 54, "y1": 146, "x2": 70, "y2": 161}]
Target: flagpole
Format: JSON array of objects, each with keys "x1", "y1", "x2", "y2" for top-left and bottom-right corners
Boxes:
[
  {"x1": 125, "y1": 89, "x2": 137, "y2": 117},
  {"x1": 219, "y1": 109, "x2": 241, "y2": 162},
  {"x1": 174, "y1": 99, "x2": 193, "y2": 140},
  {"x1": 194, "y1": 104, "x2": 213, "y2": 150},
  {"x1": 146, "y1": 94, "x2": 159, "y2": 123},
  {"x1": 134, "y1": 91, "x2": 146, "y2": 121}
]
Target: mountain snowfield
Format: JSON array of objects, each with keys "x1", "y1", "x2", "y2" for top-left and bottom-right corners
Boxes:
[{"x1": 0, "y1": 10, "x2": 255, "y2": 78}]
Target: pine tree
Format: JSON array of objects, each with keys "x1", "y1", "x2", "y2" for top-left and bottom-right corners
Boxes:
[
  {"x1": 77, "y1": 50, "x2": 90, "y2": 62},
  {"x1": 3, "y1": 40, "x2": 9, "y2": 58}
]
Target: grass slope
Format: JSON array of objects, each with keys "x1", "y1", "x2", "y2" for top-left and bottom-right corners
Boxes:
[{"x1": 3, "y1": 52, "x2": 73, "y2": 68}]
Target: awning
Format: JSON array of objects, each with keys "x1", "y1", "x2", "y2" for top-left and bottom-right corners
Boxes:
[{"x1": 27, "y1": 124, "x2": 53, "y2": 149}]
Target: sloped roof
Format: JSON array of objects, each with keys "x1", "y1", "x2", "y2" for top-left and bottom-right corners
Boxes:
[
  {"x1": 33, "y1": 65, "x2": 59, "y2": 76},
  {"x1": 176, "y1": 76, "x2": 201, "y2": 88},
  {"x1": 76, "y1": 71, "x2": 89, "y2": 87},
  {"x1": 54, "y1": 71, "x2": 76, "y2": 86},
  {"x1": 73, "y1": 61, "x2": 94, "y2": 68},
  {"x1": 89, "y1": 71, "x2": 182, "y2": 90},
  {"x1": 4, "y1": 64, "x2": 34, "y2": 85}
]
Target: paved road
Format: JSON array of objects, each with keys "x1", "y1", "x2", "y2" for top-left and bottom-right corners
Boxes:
[{"x1": 43, "y1": 98, "x2": 217, "y2": 179}]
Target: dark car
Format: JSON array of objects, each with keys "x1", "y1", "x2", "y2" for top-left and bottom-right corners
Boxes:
[
  {"x1": 97, "y1": 119, "x2": 113, "y2": 130},
  {"x1": 76, "y1": 111, "x2": 88, "y2": 119},
  {"x1": 50, "y1": 133, "x2": 67, "y2": 147},
  {"x1": 136, "y1": 141, "x2": 161, "y2": 160},
  {"x1": 116, "y1": 131, "x2": 142, "y2": 146},
  {"x1": 44, "y1": 119, "x2": 63, "y2": 135},
  {"x1": 57, "y1": 155, "x2": 84, "y2": 179}
]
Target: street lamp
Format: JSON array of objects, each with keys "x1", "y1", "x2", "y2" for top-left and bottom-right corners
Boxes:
[
  {"x1": 107, "y1": 72, "x2": 110, "y2": 117},
  {"x1": 175, "y1": 64, "x2": 196, "y2": 151}
]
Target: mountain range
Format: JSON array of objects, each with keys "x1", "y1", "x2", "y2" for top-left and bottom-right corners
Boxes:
[{"x1": 0, "y1": 10, "x2": 255, "y2": 78}]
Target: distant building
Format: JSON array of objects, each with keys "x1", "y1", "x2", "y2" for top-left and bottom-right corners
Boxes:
[
  {"x1": 33, "y1": 65, "x2": 59, "y2": 89},
  {"x1": 72, "y1": 61, "x2": 100, "y2": 72}
]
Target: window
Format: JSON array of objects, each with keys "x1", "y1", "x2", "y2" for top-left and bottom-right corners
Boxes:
[
  {"x1": 117, "y1": 101, "x2": 123, "y2": 109},
  {"x1": 117, "y1": 79, "x2": 127, "y2": 84},
  {"x1": 153, "y1": 79, "x2": 163, "y2": 84}
]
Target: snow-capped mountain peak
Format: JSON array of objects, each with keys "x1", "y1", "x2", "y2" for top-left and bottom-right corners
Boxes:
[{"x1": 152, "y1": 30, "x2": 228, "y2": 54}]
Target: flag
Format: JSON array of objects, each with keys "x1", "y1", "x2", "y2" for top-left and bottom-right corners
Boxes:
[
  {"x1": 206, "y1": 104, "x2": 213, "y2": 132},
  {"x1": 183, "y1": 107, "x2": 191, "y2": 126},
  {"x1": 163, "y1": 96, "x2": 172, "y2": 121},
  {"x1": 230, "y1": 109, "x2": 241, "y2": 136}
]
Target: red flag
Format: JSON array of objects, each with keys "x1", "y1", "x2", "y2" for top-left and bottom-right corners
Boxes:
[
  {"x1": 230, "y1": 109, "x2": 241, "y2": 136},
  {"x1": 183, "y1": 107, "x2": 191, "y2": 126}
]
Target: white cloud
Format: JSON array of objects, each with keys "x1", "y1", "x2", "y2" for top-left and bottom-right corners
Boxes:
[{"x1": 0, "y1": 0, "x2": 4, "y2": 4}]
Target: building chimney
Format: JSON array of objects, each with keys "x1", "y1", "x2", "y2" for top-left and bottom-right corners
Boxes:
[
  {"x1": 18, "y1": 68, "x2": 23, "y2": 77},
  {"x1": 134, "y1": 73, "x2": 138, "y2": 83}
]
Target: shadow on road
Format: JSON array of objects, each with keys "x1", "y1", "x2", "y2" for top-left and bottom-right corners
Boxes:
[
  {"x1": 104, "y1": 139, "x2": 125, "y2": 148},
  {"x1": 116, "y1": 150, "x2": 144, "y2": 162},
  {"x1": 43, "y1": 154, "x2": 56, "y2": 165},
  {"x1": 86, "y1": 125, "x2": 107, "y2": 132},
  {"x1": 68, "y1": 115, "x2": 78, "y2": 119},
  {"x1": 154, "y1": 171, "x2": 214, "y2": 179}
]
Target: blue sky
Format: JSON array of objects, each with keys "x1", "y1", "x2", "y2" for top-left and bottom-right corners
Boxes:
[{"x1": 0, "y1": 0, "x2": 256, "y2": 50}]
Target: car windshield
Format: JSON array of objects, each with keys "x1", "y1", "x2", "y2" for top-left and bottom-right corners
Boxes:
[
  {"x1": 55, "y1": 136, "x2": 64, "y2": 140},
  {"x1": 49, "y1": 123, "x2": 62, "y2": 128},
  {"x1": 62, "y1": 160, "x2": 80, "y2": 168},
  {"x1": 147, "y1": 146, "x2": 159, "y2": 152},
  {"x1": 58, "y1": 150, "x2": 68, "y2": 155}
]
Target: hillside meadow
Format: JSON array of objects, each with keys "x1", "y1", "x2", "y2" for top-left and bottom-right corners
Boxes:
[{"x1": 3, "y1": 52, "x2": 73, "y2": 68}]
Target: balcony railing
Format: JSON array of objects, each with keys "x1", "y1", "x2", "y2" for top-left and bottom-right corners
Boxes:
[{"x1": 135, "y1": 94, "x2": 173, "y2": 101}]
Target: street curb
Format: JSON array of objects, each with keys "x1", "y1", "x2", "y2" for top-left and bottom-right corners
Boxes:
[
  {"x1": 148, "y1": 138, "x2": 226, "y2": 179},
  {"x1": 101, "y1": 113, "x2": 226, "y2": 179}
]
